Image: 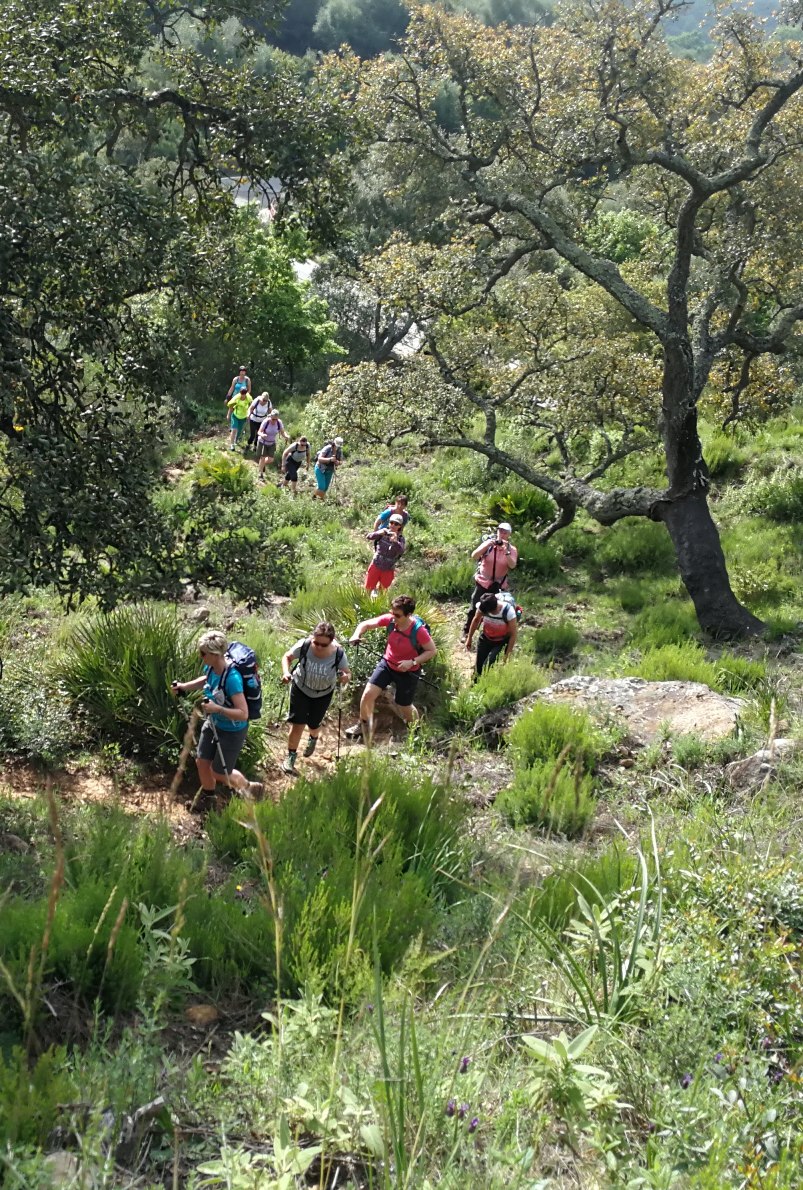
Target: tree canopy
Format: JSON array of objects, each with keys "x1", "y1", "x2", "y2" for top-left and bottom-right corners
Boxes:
[{"x1": 313, "y1": 0, "x2": 803, "y2": 635}]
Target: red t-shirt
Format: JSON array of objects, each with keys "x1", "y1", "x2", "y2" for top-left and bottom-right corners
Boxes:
[{"x1": 377, "y1": 614, "x2": 434, "y2": 671}]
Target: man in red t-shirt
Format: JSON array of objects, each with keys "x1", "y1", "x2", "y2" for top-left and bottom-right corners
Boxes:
[{"x1": 346, "y1": 594, "x2": 437, "y2": 743}]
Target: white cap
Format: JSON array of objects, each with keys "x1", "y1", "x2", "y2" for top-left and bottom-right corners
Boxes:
[
  {"x1": 334, "y1": 436, "x2": 344, "y2": 446},
  {"x1": 497, "y1": 522, "x2": 512, "y2": 532},
  {"x1": 389, "y1": 513, "x2": 404, "y2": 524},
  {"x1": 269, "y1": 409, "x2": 280, "y2": 417}
]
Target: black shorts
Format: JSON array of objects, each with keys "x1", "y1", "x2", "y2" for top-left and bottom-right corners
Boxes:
[
  {"x1": 196, "y1": 720, "x2": 247, "y2": 774},
  {"x1": 367, "y1": 657, "x2": 419, "y2": 707},
  {"x1": 256, "y1": 441, "x2": 277, "y2": 460},
  {"x1": 285, "y1": 459, "x2": 302, "y2": 481},
  {"x1": 287, "y1": 684, "x2": 334, "y2": 729}
]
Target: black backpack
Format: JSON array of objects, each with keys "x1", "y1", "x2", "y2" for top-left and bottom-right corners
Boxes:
[{"x1": 221, "y1": 642, "x2": 263, "y2": 720}]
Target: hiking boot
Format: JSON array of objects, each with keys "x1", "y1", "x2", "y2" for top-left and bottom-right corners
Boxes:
[
  {"x1": 303, "y1": 736, "x2": 318, "y2": 758},
  {"x1": 344, "y1": 723, "x2": 363, "y2": 740},
  {"x1": 282, "y1": 752, "x2": 297, "y2": 774}
]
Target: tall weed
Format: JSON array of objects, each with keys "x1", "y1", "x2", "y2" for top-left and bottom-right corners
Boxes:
[
  {"x1": 447, "y1": 657, "x2": 547, "y2": 726},
  {"x1": 509, "y1": 701, "x2": 607, "y2": 772},
  {"x1": 497, "y1": 756, "x2": 596, "y2": 837}
]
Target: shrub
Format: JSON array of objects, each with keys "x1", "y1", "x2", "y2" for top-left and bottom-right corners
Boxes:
[
  {"x1": 191, "y1": 453, "x2": 255, "y2": 500},
  {"x1": 515, "y1": 537, "x2": 562, "y2": 580},
  {"x1": 418, "y1": 558, "x2": 475, "y2": 599},
  {"x1": 625, "y1": 642, "x2": 719, "y2": 687},
  {"x1": 205, "y1": 760, "x2": 470, "y2": 997},
  {"x1": 0, "y1": 646, "x2": 76, "y2": 768},
  {"x1": 595, "y1": 520, "x2": 676, "y2": 575},
  {"x1": 729, "y1": 561, "x2": 794, "y2": 608},
  {"x1": 671, "y1": 734, "x2": 708, "y2": 769},
  {"x1": 528, "y1": 844, "x2": 640, "y2": 931},
  {"x1": 715, "y1": 653, "x2": 768, "y2": 695},
  {"x1": 496, "y1": 759, "x2": 596, "y2": 837},
  {"x1": 447, "y1": 657, "x2": 548, "y2": 725},
  {"x1": 531, "y1": 622, "x2": 581, "y2": 657},
  {"x1": 0, "y1": 1047, "x2": 76, "y2": 1146},
  {"x1": 59, "y1": 605, "x2": 198, "y2": 760},
  {"x1": 629, "y1": 601, "x2": 698, "y2": 647},
  {"x1": 704, "y1": 434, "x2": 749, "y2": 479},
  {"x1": 615, "y1": 579, "x2": 649, "y2": 613},
  {"x1": 482, "y1": 483, "x2": 556, "y2": 530},
  {"x1": 756, "y1": 473, "x2": 803, "y2": 522},
  {"x1": 509, "y1": 702, "x2": 606, "y2": 773}
]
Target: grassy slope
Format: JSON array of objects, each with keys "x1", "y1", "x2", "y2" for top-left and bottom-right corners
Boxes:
[{"x1": 2, "y1": 413, "x2": 803, "y2": 1186}]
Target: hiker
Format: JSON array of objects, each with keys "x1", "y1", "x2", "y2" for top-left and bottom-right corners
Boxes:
[
  {"x1": 465, "y1": 591, "x2": 519, "y2": 675},
  {"x1": 281, "y1": 436, "x2": 311, "y2": 492},
  {"x1": 346, "y1": 594, "x2": 436, "y2": 743},
  {"x1": 461, "y1": 522, "x2": 518, "y2": 640},
  {"x1": 226, "y1": 387, "x2": 252, "y2": 450},
  {"x1": 256, "y1": 410, "x2": 290, "y2": 478},
  {"x1": 171, "y1": 630, "x2": 262, "y2": 803},
  {"x1": 373, "y1": 493, "x2": 410, "y2": 530},
  {"x1": 313, "y1": 436, "x2": 344, "y2": 500},
  {"x1": 225, "y1": 365, "x2": 251, "y2": 404},
  {"x1": 364, "y1": 515, "x2": 405, "y2": 593},
  {"x1": 246, "y1": 391, "x2": 272, "y2": 451},
  {"x1": 280, "y1": 621, "x2": 351, "y2": 774}
]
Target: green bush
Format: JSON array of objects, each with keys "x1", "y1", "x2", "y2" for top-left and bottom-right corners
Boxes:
[
  {"x1": 729, "y1": 560, "x2": 795, "y2": 608},
  {"x1": 531, "y1": 622, "x2": 581, "y2": 657},
  {"x1": 615, "y1": 579, "x2": 649, "y2": 613},
  {"x1": 59, "y1": 605, "x2": 198, "y2": 760},
  {"x1": 496, "y1": 759, "x2": 596, "y2": 837},
  {"x1": 704, "y1": 434, "x2": 750, "y2": 479},
  {"x1": 595, "y1": 520, "x2": 676, "y2": 575},
  {"x1": 629, "y1": 601, "x2": 698, "y2": 647},
  {"x1": 205, "y1": 760, "x2": 470, "y2": 997},
  {"x1": 715, "y1": 653, "x2": 768, "y2": 695},
  {"x1": 0, "y1": 646, "x2": 76, "y2": 767},
  {"x1": 447, "y1": 657, "x2": 547, "y2": 725},
  {"x1": 755, "y1": 473, "x2": 803, "y2": 522},
  {"x1": 509, "y1": 702, "x2": 605, "y2": 773},
  {"x1": 671, "y1": 734, "x2": 708, "y2": 769},
  {"x1": 528, "y1": 844, "x2": 640, "y2": 931},
  {"x1": 418, "y1": 558, "x2": 475, "y2": 599},
  {"x1": 0, "y1": 1047, "x2": 76, "y2": 1146},
  {"x1": 191, "y1": 453, "x2": 255, "y2": 500},
  {"x1": 515, "y1": 537, "x2": 561, "y2": 580},
  {"x1": 625, "y1": 641, "x2": 719, "y2": 686},
  {"x1": 482, "y1": 483, "x2": 556, "y2": 530}
]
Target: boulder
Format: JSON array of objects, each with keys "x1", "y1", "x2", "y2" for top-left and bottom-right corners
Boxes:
[
  {"x1": 190, "y1": 605, "x2": 210, "y2": 624},
  {"x1": 726, "y1": 739, "x2": 798, "y2": 792},
  {"x1": 474, "y1": 676, "x2": 745, "y2": 748}
]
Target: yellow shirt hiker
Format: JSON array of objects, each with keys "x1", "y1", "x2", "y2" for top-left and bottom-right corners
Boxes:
[{"x1": 226, "y1": 391, "x2": 251, "y2": 450}]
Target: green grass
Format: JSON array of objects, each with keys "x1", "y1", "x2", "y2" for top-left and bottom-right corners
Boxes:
[
  {"x1": 531, "y1": 621, "x2": 581, "y2": 657},
  {"x1": 447, "y1": 656, "x2": 548, "y2": 725},
  {"x1": 509, "y1": 701, "x2": 607, "y2": 772},
  {"x1": 496, "y1": 758, "x2": 596, "y2": 836}
]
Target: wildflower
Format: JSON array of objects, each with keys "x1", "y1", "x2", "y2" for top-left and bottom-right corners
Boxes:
[
  {"x1": 680, "y1": 1073, "x2": 692, "y2": 1089},
  {"x1": 468, "y1": 1117, "x2": 479, "y2": 1134},
  {"x1": 761, "y1": 1036, "x2": 773, "y2": 1051},
  {"x1": 445, "y1": 1099, "x2": 456, "y2": 1117},
  {"x1": 458, "y1": 1103, "x2": 469, "y2": 1120},
  {"x1": 459, "y1": 1056, "x2": 471, "y2": 1074},
  {"x1": 714, "y1": 1053, "x2": 723, "y2": 1063}
]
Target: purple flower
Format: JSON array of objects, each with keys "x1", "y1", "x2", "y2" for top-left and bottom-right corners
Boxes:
[
  {"x1": 459, "y1": 1056, "x2": 471, "y2": 1074},
  {"x1": 647, "y1": 1122, "x2": 657, "y2": 1134},
  {"x1": 445, "y1": 1099, "x2": 456, "y2": 1117},
  {"x1": 771, "y1": 1069, "x2": 784, "y2": 1084},
  {"x1": 680, "y1": 1073, "x2": 692, "y2": 1089},
  {"x1": 468, "y1": 1117, "x2": 479, "y2": 1134},
  {"x1": 714, "y1": 1053, "x2": 723, "y2": 1064},
  {"x1": 458, "y1": 1103, "x2": 470, "y2": 1120},
  {"x1": 761, "y1": 1036, "x2": 773, "y2": 1051}
]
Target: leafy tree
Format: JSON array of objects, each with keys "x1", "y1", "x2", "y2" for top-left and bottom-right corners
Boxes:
[
  {"x1": 313, "y1": 0, "x2": 409, "y2": 57},
  {"x1": 0, "y1": 0, "x2": 354, "y2": 603},
  {"x1": 317, "y1": 1, "x2": 803, "y2": 635}
]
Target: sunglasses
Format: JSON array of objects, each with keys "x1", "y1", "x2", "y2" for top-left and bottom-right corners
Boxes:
[
  {"x1": 312, "y1": 637, "x2": 333, "y2": 647},
  {"x1": 391, "y1": 611, "x2": 405, "y2": 619}
]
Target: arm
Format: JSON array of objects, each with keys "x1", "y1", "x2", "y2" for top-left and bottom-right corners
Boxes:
[
  {"x1": 413, "y1": 642, "x2": 437, "y2": 668},
  {"x1": 172, "y1": 675, "x2": 206, "y2": 693},
  {"x1": 281, "y1": 445, "x2": 292, "y2": 466},
  {"x1": 305, "y1": 447, "x2": 311, "y2": 468},
  {"x1": 226, "y1": 377, "x2": 235, "y2": 398},
  {"x1": 199, "y1": 690, "x2": 248, "y2": 723},
  {"x1": 281, "y1": 647, "x2": 296, "y2": 682},
  {"x1": 465, "y1": 609, "x2": 482, "y2": 650},
  {"x1": 349, "y1": 616, "x2": 386, "y2": 642},
  {"x1": 245, "y1": 378, "x2": 252, "y2": 394},
  {"x1": 471, "y1": 540, "x2": 492, "y2": 561},
  {"x1": 248, "y1": 398, "x2": 259, "y2": 418},
  {"x1": 506, "y1": 546, "x2": 518, "y2": 572},
  {"x1": 505, "y1": 619, "x2": 518, "y2": 658}
]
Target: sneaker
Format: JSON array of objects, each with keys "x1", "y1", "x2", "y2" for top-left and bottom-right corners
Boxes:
[
  {"x1": 246, "y1": 781, "x2": 264, "y2": 800},
  {"x1": 303, "y1": 736, "x2": 318, "y2": 758},
  {"x1": 344, "y1": 724, "x2": 363, "y2": 740},
  {"x1": 282, "y1": 753, "x2": 297, "y2": 774}
]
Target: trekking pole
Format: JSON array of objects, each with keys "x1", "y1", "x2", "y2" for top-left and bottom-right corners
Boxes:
[
  {"x1": 208, "y1": 715, "x2": 233, "y2": 789},
  {"x1": 336, "y1": 686, "x2": 343, "y2": 763},
  {"x1": 169, "y1": 705, "x2": 202, "y2": 801}
]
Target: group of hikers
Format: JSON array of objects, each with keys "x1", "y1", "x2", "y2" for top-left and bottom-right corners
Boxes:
[
  {"x1": 172, "y1": 370, "x2": 523, "y2": 800},
  {"x1": 224, "y1": 366, "x2": 342, "y2": 500}
]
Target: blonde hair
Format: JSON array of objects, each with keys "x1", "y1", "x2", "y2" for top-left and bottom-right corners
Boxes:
[{"x1": 198, "y1": 630, "x2": 228, "y2": 656}]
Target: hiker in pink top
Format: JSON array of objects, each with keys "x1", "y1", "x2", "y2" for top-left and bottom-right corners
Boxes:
[{"x1": 461, "y1": 522, "x2": 518, "y2": 639}]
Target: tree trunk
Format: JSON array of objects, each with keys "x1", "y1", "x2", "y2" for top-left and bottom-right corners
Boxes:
[
  {"x1": 660, "y1": 347, "x2": 763, "y2": 637},
  {"x1": 657, "y1": 491, "x2": 763, "y2": 637}
]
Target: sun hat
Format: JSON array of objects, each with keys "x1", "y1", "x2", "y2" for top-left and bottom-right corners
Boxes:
[
  {"x1": 334, "y1": 436, "x2": 344, "y2": 446},
  {"x1": 389, "y1": 513, "x2": 404, "y2": 525},
  {"x1": 497, "y1": 522, "x2": 513, "y2": 532}
]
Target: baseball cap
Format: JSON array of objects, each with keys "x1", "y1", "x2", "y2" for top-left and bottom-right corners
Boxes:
[
  {"x1": 497, "y1": 522, "x2": 512, "y2": 532},
  {"x1": 334, "y1": 436, "x2": 344, "y2": 446},
  {"x1": 389, "y1": 513, "x2": 404, "y2": 524},
  {"x1": 269, "y1": 409, "x2": 279, "y2": 417}
]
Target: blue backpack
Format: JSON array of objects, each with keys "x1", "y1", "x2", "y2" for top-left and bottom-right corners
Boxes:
[
  {"x1": 386, "y1": 614, "x2": 431, "y2": 655},
  {"x1": 221, "y1": 642, "x2": 263, "y2": 720}
]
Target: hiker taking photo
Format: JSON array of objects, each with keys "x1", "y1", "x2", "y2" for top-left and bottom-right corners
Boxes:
[
  {"x1": 313, "y1": 436, "x2": 344, "y2": 500},
  {"x1": 346, "y1": 594, "x2": 436, "y2": 744},
  {"x1": 462, "y1": 522, "x2": 518, "y2": 640},
  {"x1": 281, "y1": 436, "x2": 311, "y2": 493},
  {"x1": 465, "y1": 591, "x2": 519, "y2": 675},
  {"x1": 364, "y1": 514, "x2": 406, "y2": 593},
  {"x1": 280, "y1": 621, "x2": 351, "y2": 774},
  {"x1": 171, "y1": 630, "x2": 262, "y2": 805}
]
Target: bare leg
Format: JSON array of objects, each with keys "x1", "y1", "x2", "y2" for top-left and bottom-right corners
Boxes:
[
  {"x1": 288, "y1": 723, "x2": 305, "y2": 752},
  {"x1": 396, "y1": 704, "x2": 419, "y2": 726}
]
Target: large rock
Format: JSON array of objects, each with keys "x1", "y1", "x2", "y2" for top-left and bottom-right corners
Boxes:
[{"x1": 474, "y1": 676, "x2": 745, "y2": 748}]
